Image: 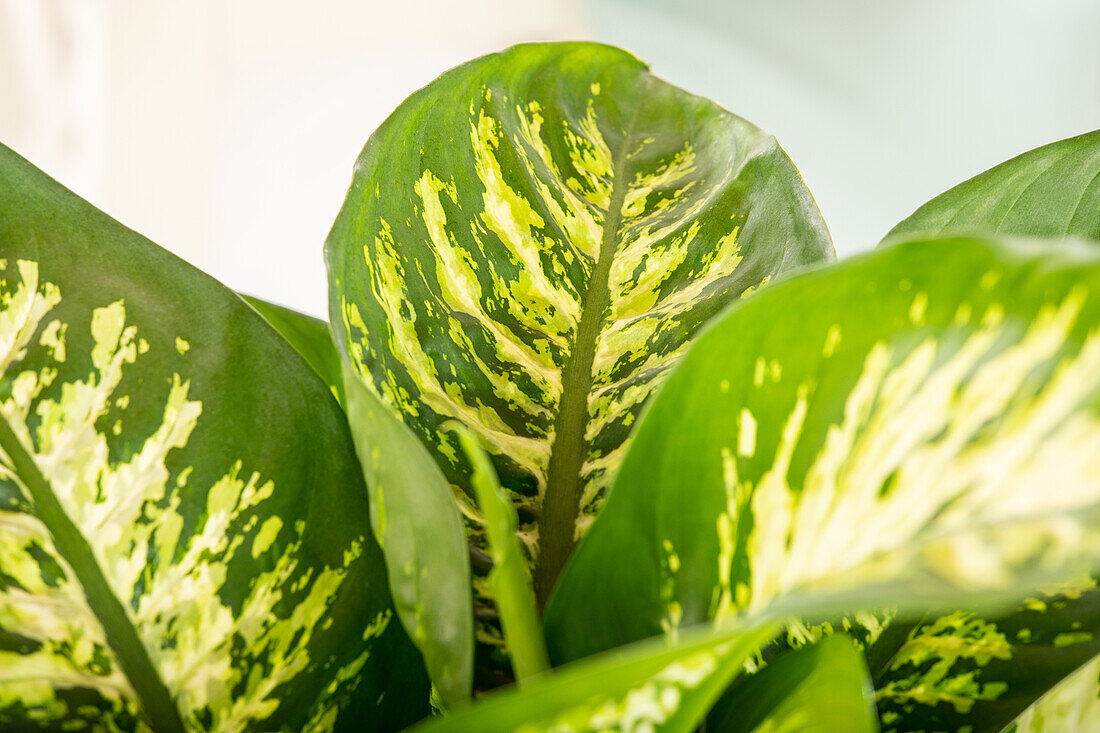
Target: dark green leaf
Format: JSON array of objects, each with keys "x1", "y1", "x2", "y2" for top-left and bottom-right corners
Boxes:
[
  {"x1": 324, "y1": 41, "x2": 833, "y2": 618},
  {"x1": 0, "y1": 143, "x2": 428, "y2": 731},
  {"x1": 1002, "y1": 653, "x2": 1100, "y2": 732},
  {"x1": 242, "y1": 295, "x2": 346, "y2": 407}
]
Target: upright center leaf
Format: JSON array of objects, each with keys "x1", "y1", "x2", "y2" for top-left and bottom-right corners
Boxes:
[{"x1": 326, "y1": 42, "x2": 832, "y2": 609}]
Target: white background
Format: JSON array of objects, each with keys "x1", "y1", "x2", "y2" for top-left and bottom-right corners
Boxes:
[{"x1": 2, "y1": 0, "x2": 1097, "y2": 316}]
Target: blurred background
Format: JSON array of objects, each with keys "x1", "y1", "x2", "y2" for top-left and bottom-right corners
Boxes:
[{"x1": 1, "y1": 0, "x2": 1098, "y2": 316}]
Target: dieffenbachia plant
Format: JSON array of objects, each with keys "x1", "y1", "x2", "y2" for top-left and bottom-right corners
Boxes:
[{"x1": 2, "y1": 40, "x2": 1100, "y2": 732}]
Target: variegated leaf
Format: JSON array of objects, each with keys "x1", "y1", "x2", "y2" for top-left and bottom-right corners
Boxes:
[
  {"x1": 324, "y1": 41, "x2": 833, "y2": 620},
  {"x1": 246, "y1": 297, "x2": 475, "y2": 709},
  {"x1": 850, "y1": 128, "x2": 1100, "y2": 732},
  {"x1": 411, "y1": 618, "x2": 781, "y2": 733},
  {"x1": 0, "y1": 144, "x2": 428, "y2": 730},
  {"x1": 886, "y1": 130, "x2": 1100, "y2": 244},
  {"x1": 869, "y1": 580, "x2": 1100, "y2": 732},
  {"x1": 546, "y1": 234, "x2": 1100, "y2": 670}
]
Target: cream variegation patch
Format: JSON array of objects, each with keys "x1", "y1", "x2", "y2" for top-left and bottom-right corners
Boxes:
[
  {"x1": 710, "y1": 286, "x2": 1100, "y2": 621},
  {"x1": 0, "y1": 259, "x2": 375, "y2": 731}
]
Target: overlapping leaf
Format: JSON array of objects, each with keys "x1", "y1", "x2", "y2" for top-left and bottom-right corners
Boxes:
[
  {"x1": 0, "y1": 144, "x2": 428, "y2": 731},
  {"x1": 324, "y1": 41, "x2": 833, "y2": 615},
  {"x1": 546, "y1": 234, "x2": 1100, "y2": 679},
  {"x1": 412, "y1": 618, "x2": 780, "y2": 733},
  {"x1": 342, "y1": 369, "x2": 473, "y2": 707},
  {"x1": 867, "y1": 582, "x2": 1100, "y2": 732},
  {"x1": 854, "y1": 130, "x2": 1100, "y2": 731},
  {"x1": 243, "y1": 295, "x2": 346, "y2": 406},
  {"x1": 244, "y1": 297, "x2": 475, "y2": 708}
]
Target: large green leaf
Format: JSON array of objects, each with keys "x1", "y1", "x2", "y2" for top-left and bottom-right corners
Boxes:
[
  {"x1": 868, "y1": 131, "x2": 1100, "y2": 731},
  {"x1": 886, "y1": 130, "x2": 1100, "y2": 243},
  {"x1": 412, "y1": 618, "x2": 780, "y2": 733},
  {"x1": 707, "y1": 635, "x2": 877, "y2": 733},
  {"x1": 324, "y1": 41, "x2": 833, "y2": 613},
  {"x1": 546, "y1": 234, "x2": 1100, "y2": 671},
  {"x1": 0, "y1": 144, "x2": 429, "y2": 730}
]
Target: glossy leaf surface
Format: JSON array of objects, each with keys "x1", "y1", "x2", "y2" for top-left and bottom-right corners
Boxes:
[
  {"x1": 547, "y1": 235, "x2": 1100, "y2": 668},
  {"x1": 325, "y1": 41, "x2": 833, "y2": 608},
  {"x1": 708, "y1": 636, "x2": 877, "y2": 733},
  {"x1": 886, "y1": 130, "x2": 1100, "y2": 243},
  {"x1": 0, "y1": 144, "x2": 428, "y2": 730}
]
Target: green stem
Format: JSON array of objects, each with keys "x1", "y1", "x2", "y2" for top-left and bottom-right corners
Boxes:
[{"x1": 0, "y1": 417, "x2": 185, "y2": 733}]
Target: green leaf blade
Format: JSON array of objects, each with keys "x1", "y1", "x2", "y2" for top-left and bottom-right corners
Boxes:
[
  {"x1": 411, "y1": 619, "x2": 781, "y2": 733},
  {"x1": 0, "y1": 144, "x2": 428, "y2": 730},
  {"x1": 241, "y1": 296, "x2": 475, "y2": 708},
  {"x1": 242, "y1": 295, "x2": 346, "y2": 407},
  {"x1": 886, "y1": 130, "x2": 1100, "y2": 243},
  {"x1": 455, "y1": 427, "x2": 549, "y2": 682}
]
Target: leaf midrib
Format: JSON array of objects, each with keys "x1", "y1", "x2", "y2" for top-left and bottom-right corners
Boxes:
[
  {"x1": 533, "y1": 82, "x2": 648, "y2": 609},
  {"x1": 0, "y1": 417, "x2": 185, "y2": 732}
]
